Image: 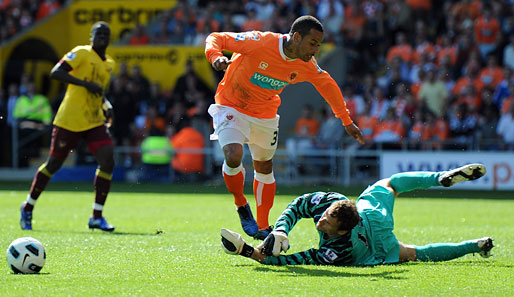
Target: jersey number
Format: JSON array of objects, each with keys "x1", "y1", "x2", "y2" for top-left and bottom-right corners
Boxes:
[{"x1": 270, "y1": 131, "x2": 278, "y2": 146}]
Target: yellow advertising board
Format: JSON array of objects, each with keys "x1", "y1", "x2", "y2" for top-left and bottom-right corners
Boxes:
[
  {"x1": 0, "y1": 9, "x2": 72, "y2": 98},
  {"x1": 1, "y1": 0, "x2": 216, "y2": 101},
  {"x1": 68, "y1": 0, "x2": 176, "y2": 45}
]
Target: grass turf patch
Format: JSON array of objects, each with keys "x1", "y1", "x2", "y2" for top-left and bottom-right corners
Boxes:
[{"x1": 0, "y1": 185, "x2": 513, "y2": 296}]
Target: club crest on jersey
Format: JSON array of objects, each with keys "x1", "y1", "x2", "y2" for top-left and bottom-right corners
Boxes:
[
  {"x1": 65, "y1": 52, "x2": 76, "y2": 60},
  {"x1": 288, "y1": 71, "x2": 298, "y2": 82},
  {"x1": 250, "y1": 72, "x2": 288, "y2": 90},
  {"x1": 310, "y1": 192, "x2": 324, "y2": 205},
  {"x1": 235, "y1": 32, "x2": 260, "y2": 41},
  {"x1": 321, "y1": 249, "x2": 338, "y2": 263},
  {"x1": 226, "y1": 115, "x2": 234, "y2": 120},
  {"x1": 311, "y1": 59, "x2": 323, "y2": 73},
  {"x1": 258, "y1": 61, "x2": 268, "y2": 70}
]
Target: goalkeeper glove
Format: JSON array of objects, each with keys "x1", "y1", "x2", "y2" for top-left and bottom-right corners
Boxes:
[
  {"x1": 257, "y1": 230, "x2": 289, "y2": 257},
  {"x1": 220, "y1": 228, "x2": 254, "y2": 257}
]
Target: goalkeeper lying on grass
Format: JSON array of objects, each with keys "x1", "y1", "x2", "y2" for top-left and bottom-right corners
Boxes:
[{"x1": 221, "y1": 164, "x2": 495, "y2": 266}]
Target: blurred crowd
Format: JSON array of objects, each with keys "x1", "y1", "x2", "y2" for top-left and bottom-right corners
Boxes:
[
  {"x1": 105, "y1": 60, "x2": 213, "y2": 178},
  {"x1": 0, "y1": 59, "x2": 213, "y2": 179},
  {"x1": 2, "y1": 0, "x2": 514, "y2": 176},
  {"x1": 276, "y1": 0, "x2": 514, "y2": 153},
  {"x1": 0, "y1": 0, "x2": 63, "y2": 43},
  {"x1": 124, "y1": 0, "x2": 514, "y2": 152}
]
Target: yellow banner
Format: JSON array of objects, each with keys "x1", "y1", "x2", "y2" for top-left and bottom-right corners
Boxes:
[
  {"x1": 68, "y1": 0, "x2": 176, "y2": 45},
  {"x1": 0, "y1": 9, "x2": 71, "y2": 98},
  {"x1": 1, "y1": 0, "x2": 218, "y2": 100},
  {"x1": 107, "y1": 46, "x2": 215, "y2": 91}
]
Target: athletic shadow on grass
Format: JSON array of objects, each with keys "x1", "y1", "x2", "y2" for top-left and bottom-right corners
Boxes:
[
  {"x1": 102, "y1": 231, "x2": 165, "y2": 236},
  {"x1": 7, "y1": 272, "x2": 51, "y2": 276},
  {"x1": 252, "y1": 265, "x2": 407, "y2": 279},
  {"x1": 413, "y1": 260, "x2": 513, "y2": 268},
  {"x1": 34, "y1": 229, "x2": 164, "y2": 236}
]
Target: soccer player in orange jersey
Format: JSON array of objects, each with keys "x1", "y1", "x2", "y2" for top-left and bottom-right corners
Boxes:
[
  {"x1": 205, "y1": 15, "x2": 364, "y2": 240},
  {"x1": 20, "y1": 22, "x2": 116, "y2": 232}
]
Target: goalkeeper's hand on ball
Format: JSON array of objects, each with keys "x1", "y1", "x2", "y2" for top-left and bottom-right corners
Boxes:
[{"x1": 257, "y1": 230, "x2": 289, "y2": 257}]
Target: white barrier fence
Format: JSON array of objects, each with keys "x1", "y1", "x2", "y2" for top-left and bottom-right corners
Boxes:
[
  {"x1": 380, "y1": 152, "x2": 514, "y2": 190},
  {"x1": 3, "y1": 144, "x2": 514, "y2": 190}
]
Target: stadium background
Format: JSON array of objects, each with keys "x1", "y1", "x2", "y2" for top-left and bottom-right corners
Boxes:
[{"x1": 1, "y1": 0, "x2": 514, "y2": 190}]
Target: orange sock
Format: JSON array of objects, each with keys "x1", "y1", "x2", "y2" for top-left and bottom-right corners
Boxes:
[
  {"x1": 253, "y1": 173, "x2": 276, "y2": 230},
  {"x1": 223, "y1": 163, "x2": 247, "y2": 207}
]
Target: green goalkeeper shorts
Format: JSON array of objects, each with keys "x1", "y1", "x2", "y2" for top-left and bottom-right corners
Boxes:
[{"x1": 353, "y1": 183, "x2": 400, "y2": 265}]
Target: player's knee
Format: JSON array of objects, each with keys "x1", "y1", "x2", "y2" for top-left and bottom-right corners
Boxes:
[
  {"x1": 95, "y1": 148, "x2": 115, "y2": 172},
  {"x1": 407, "y1": 247, "x2": 417, "y2": 262},
  {"x1": 374, "y1": 178, "x2": 395, "y2": 193},
  {"x1": 223, "y1": 144, "x2": 243, "y2": 167},
  {"x1": 99, "y1": 158, "x2": 114, "y2": 172},
  {"x1": 45, "y1": 157, "x2": 65, "y2": 173},
  {"x1": 254, "y1": 159, "x2": 273, "y2": 174},
  {"x1": 398, "y1": 243, "x2": 417, "y2": 263}
]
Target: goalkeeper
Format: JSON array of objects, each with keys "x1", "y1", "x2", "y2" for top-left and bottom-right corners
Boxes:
[{"x1": 221, "y1": 163, "x2": 494, "y2": 266}]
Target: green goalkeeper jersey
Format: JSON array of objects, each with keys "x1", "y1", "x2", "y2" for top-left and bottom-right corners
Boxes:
[{"x1": 264, "y1": 192, "x2": 355, "y2": 266}]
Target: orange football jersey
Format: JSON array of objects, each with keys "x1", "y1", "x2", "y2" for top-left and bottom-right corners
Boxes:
[{"x1": 205, "y1": 31, "x2": 353, "y2": 125}]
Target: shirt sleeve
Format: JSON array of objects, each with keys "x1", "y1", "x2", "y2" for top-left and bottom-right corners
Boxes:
[
  {"x1": 274, "y1": 192, "x2": 346, "y2": 234},
  {"x1": 205, "y1": 31, "x2": 262, "y2": 64},
  {"x1": 62, "y1": 46, "x2": 85, "y2": 70},
  {"x1": 273, "y1": 193, "x2": 321, "y2": 234},
  {"x1": 264, "y1": 245, "x2": 353, "y2": 266},
  {"x1": 263, "y1": 249, "x2": 320, "y2": 265},
  {"x1": 307, "y1": 59, "x2": 353, "y2": 126}
]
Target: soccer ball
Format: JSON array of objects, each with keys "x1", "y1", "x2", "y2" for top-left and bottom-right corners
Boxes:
[{"x1": 6, "y1": 237, "x2": 46, "y2": 274}]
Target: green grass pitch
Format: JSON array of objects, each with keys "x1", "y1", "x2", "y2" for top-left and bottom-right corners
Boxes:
[{"x1": 0, "y1": 182, "x2": 513, "y2": 296}]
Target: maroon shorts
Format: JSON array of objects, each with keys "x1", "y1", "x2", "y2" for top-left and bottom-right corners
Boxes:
[{"x1": 50, "y1": 125, "x2": 113, "y2": 158}]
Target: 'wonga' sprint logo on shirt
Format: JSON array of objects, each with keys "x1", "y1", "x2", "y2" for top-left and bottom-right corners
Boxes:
[{"x1": 250, "y1": 72, "x2": 288, "y2": 90}]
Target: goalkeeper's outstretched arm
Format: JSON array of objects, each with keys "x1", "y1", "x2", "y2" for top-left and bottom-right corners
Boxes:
[
  {"x1": 244, "y1": 247, "x2": 332, "y2": 266},
  {"x1": 223, "y1": 240, "x2": 308, "y2": 265},
  {"x1": 221, "y1": 229, "x2": 338, "y2": 266}
]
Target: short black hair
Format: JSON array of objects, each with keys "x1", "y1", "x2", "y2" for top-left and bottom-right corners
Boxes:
[
  {"x1": 289, "y1": 15, "x2": 323, "y2": 37},
  {"x1": 330, "y1": 199, "x2": 359, "y2": 232},
  {"x1": 91, "y1": 21, "x2": 110, "y2": 33}
]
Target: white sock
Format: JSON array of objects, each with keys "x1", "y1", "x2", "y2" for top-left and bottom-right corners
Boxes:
[
  {"x1": 26, "y1": 194, "x2": 36, "y2": 206},
  {"x1": 222, "y1": 161, "x2": 244, "y2": 176},
  {"x1": 254, "y1": 171, "x2": 275, "y2": 184},
  {"x1": 93, "y1": 203, "x2": 104, "y2": 211}
]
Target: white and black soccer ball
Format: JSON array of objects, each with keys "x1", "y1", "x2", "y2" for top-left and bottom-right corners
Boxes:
[{"x1": 6, "y1": 237, "x2": 46, "y2": 274}]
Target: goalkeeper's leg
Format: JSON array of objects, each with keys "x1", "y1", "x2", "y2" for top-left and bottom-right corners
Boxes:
[
  {"x1": 399, "y1": 238, "x2": 494, "y2": 263},
  {"x1": 388, "y1": 171, "x2": 441, "y2": 194},
  {"x1": 389, "y1": 164, "x2": 486, "y2": 194}
]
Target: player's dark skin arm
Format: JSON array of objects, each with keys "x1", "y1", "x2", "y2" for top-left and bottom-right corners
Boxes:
[{"x1": 50, "y1": 62, "x2": 103, "y2": 96}]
